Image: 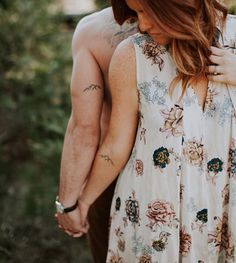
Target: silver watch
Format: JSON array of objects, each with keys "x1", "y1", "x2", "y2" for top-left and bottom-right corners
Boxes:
[{"x1": 55, "y1": 196, "x2": 78, "y2": 214}]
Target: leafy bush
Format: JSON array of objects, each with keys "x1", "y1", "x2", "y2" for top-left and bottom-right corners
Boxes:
[{"x1": 0, "y1": 0, "x2": 92, "y2": 262}]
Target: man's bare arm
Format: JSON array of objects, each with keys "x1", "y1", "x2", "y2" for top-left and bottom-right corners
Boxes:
[
  {"x1": 79, "y1": 39, "x2": 138, "y2": 212},
  {"x1": 58, "y1": 22, "x2": 104, "y2": 207}
]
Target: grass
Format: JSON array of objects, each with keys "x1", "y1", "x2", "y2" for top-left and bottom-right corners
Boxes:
[{"x1": 0, "y1": 148, "x2": 93, "y2": 263}]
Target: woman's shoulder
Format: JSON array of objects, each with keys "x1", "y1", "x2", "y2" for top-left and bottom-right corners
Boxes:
[
  {"x1": 109, "y1": 38, "x2": 136, "y2": 90},
  {"x1": 110, "y1": 37, "x2": 135, "y2": 69}
]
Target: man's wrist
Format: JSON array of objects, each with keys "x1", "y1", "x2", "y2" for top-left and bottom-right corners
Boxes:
[
  {"x1": 58, "y1": 196, "x2": 78, "y2": 208},
  {"x1": 55, "y1": 196, "x2": 78, "y2": 214}
]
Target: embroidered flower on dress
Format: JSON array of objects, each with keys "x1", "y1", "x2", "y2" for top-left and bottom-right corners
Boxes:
[
  {"x1": 142, "y1": 39, "x2": 166, "y2": 70},
  {"x1": 191, "y1": 208, "x2": 208, "y2": 233},
  {"x1": 152, "y1": 231, "x2": 171, "y2": 252},
  {"x1": 138, "y1": 78, "x2": 167, "y2": 105},
  {"x1": 125, "y1": 191, "x2": 140, "y2": 225},
  {"x1": 135, "y1": 159, "x2": 144, "y2": 176},
  {"x1": 146, "y1": 200, "x2": 178, "y2": 231},
  {"x1": 160, "y1": 104, "x2": 183, "y2": 137},
  {"x1": 115, "y1": 227, "x2": 126, "y2": 252},
  {"x1": 107, "y1": 249, "x2": 126, "y2": 263},
  {"x1": 207, "y1": 158, "x2": 223, "y2": 174},
  {"x1": 228, "y1": 147, "x2": 236, "y2": 178},
  {"x1": 196, "y1": 209, "x2": 208, "y2": 224},
  {"x1": 180, "y1": 227, "x2": 192, "y2": 257},
  {"x1": 208, "y1": 212, "x2": 235, "y2": 260},
  {"x1": 221, "y1": 184, "x2": 229, "y2": 206},
  {"x1": 153, "y1": 147, "x2": 170, "y2": 169},
  {"x1": 140, "y1": 128, "x2": 147, "y2": 144},
  {"x1": 183, "y1": 139, "x2": 204, "y2": 167},
  {"x1": 204, "y1": 89, "x2": 218, "y2": 112},
  {"x1": 138, "y1": 253, "x2": 152, "y2": 263},
  {"x1": 115, "y1": 197, "x2": 121, "y2": 212}
]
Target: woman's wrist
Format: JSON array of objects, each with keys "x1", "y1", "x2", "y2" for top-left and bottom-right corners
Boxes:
[{"x1": 79, "y1": 194, "x2": 93, "y2": 207}]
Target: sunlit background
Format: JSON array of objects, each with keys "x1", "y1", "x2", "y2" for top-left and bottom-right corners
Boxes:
[
  {"x1": 0, "y1": 1, "x2": 235, "y2": 263},
  {"x1": 62, "y1": 0, "x2": 96, "y2": 14}
]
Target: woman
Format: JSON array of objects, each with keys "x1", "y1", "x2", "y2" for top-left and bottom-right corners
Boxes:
[{"x1": 78, "y1": 0, "x2": 236, "y2": 262}]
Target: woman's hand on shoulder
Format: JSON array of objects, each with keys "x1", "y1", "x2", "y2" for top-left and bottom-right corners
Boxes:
[{"x1": 207, "y1": 46, "x2": 236, "y2": 86}]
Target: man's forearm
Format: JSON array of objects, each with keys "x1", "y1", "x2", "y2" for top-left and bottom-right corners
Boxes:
[{"x1": 59, "y1": 120, "x2": 100, "y2": 206}]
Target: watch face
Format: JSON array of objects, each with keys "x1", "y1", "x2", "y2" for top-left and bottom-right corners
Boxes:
[{"x1": 55, "y1": 201, "x2": 64, "y2": 213}]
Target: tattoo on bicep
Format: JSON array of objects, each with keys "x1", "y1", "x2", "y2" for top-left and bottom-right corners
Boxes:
[
  {"x1": 111, "y1": 24, "x2": 138, "y2": 45},
  {"x1": 102, "y1": 19, "x2": 138, "y2": 48},
  {"x1": 83, "y1": 84, "x2": 102, "y2": 92},
  {"x1": 99, "y1": 154, "x2": 115, "y2": 166}
]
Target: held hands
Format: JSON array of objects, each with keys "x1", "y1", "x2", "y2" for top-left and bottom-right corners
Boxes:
[
  {"x1": 207, "y1": 46, "x2": 236, "y2": 86},
  {"x1": 55, "y1": 199, "x2": 90, "y2": 238}
]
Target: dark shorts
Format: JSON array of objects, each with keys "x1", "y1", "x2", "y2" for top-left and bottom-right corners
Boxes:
[{"x1": 87, "y1": 180, "x2": 116, "y2": 263}]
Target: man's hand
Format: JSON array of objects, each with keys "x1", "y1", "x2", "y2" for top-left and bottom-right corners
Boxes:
[{"x1": 55, "y1": 205, "x2": 89, "y2": 238}]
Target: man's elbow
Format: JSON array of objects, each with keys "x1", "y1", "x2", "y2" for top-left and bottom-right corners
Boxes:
[{"x1": 67, "y1": 120, "x2": 100, "y2": 147}]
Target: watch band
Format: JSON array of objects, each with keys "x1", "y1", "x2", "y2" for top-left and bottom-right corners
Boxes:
[
  {"x1": 64, "y1": 200, "x2": 78, "y2": 213},
  {"x1": 56, "y1": 196, "x2": 78, "y2": 214}
]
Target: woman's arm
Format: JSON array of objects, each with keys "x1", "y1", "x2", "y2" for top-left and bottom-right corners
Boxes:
[
  {"x1": 207, "y1": 46, "x2": 236, "y2": 86},
  {"x1": 78, "y1": 38, "x2": 139, "y2": 227}
]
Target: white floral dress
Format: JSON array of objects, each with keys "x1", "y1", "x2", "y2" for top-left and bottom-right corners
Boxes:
[{"x1": 106, "y1": 24, "x2": 236, "y2": 263}]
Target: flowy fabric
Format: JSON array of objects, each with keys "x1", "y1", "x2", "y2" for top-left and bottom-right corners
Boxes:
[{"x1": 106, "y1": 33, "x2": 236, "y2": 263}]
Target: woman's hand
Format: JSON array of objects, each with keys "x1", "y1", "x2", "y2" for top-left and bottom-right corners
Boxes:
[
  {"x1": 69, "y1": 199, "x2": 90, "y2": 237},
  {"x1": 207, "y1": 46, "x2": 236, "y2": 86},
  {"x1": 55, "y1": 201, "x2": 90, "y2": 238}
]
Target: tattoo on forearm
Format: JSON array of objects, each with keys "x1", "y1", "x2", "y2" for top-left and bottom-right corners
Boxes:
[
  {"x1": 83, "y1": 84, "x2": 102, "y2": 92},
  {"x1": 100, "y1": 154, "x2": 115, "y2": 166}
]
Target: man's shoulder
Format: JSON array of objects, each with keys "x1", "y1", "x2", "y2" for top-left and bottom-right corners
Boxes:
[
  {"x1": 71, "y1": 8, "x2": 113, "y2": 50},
  {"x1": 74, "y1": 8, "x2": 113, "y2": 37},
  {"x1": 72, "y1": 7, "x2": 138, "y2": 57}
]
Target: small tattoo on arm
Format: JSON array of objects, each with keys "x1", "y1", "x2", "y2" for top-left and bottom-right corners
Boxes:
[
  {"x1": 102, "y1": 19, "x2": 138, "y2": 48},
  {"x1": 83, "y1": 84, "x2": 102, "y2": 92},
  {"x1": 100, "y1": 154, "x2": 115, "y2": 166}
]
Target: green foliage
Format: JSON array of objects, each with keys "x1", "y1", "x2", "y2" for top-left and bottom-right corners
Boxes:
[
  {"x1": 0, "y1": 0, "x2": 92, "y2": 262},
  {"x1": 226, "y1": 0, "x2": 236, "y2": 14},
  {"x1": 228, "y1": 5, "x2": 236, "y2": 14},
  {"x1": 94, "y1": 0, "x2": 110, "y2": 9},
  {"x1": 0, "y1": 0, "x2": 71, "y2": 164}
]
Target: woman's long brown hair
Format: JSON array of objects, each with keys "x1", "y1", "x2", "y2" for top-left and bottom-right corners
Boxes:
[{"x1": 111, "y1": 0, "x2": 227, "y2": 93}]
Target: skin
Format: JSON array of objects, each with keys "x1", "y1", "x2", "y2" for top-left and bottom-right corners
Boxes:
[
  {"x1": 56, "y1": 7, "x2": 137, "y2": 237},
  {"x1": 208, "y1": 46, "x2": 236, "y2": 86}
]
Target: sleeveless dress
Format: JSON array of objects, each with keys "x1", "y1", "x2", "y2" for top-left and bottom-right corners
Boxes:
[{"x1": 106, "y1": 33, "x2": 236, "y2": 263}]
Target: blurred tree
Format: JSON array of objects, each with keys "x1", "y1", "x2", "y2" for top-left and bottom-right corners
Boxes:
[
  {"x1": 0, "y1": 1, "x2": 93, "y2": 262},
  {"x1": 0, "y1": 0, "x2": 71, "y2": 170},
  {"x1": 95, "y1": 0, "x2": 109, "y2": 9}
]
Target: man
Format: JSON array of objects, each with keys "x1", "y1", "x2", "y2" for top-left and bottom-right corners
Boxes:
[{"x1": 55, "y1": 7, "x2": 137, "y2": 263}]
